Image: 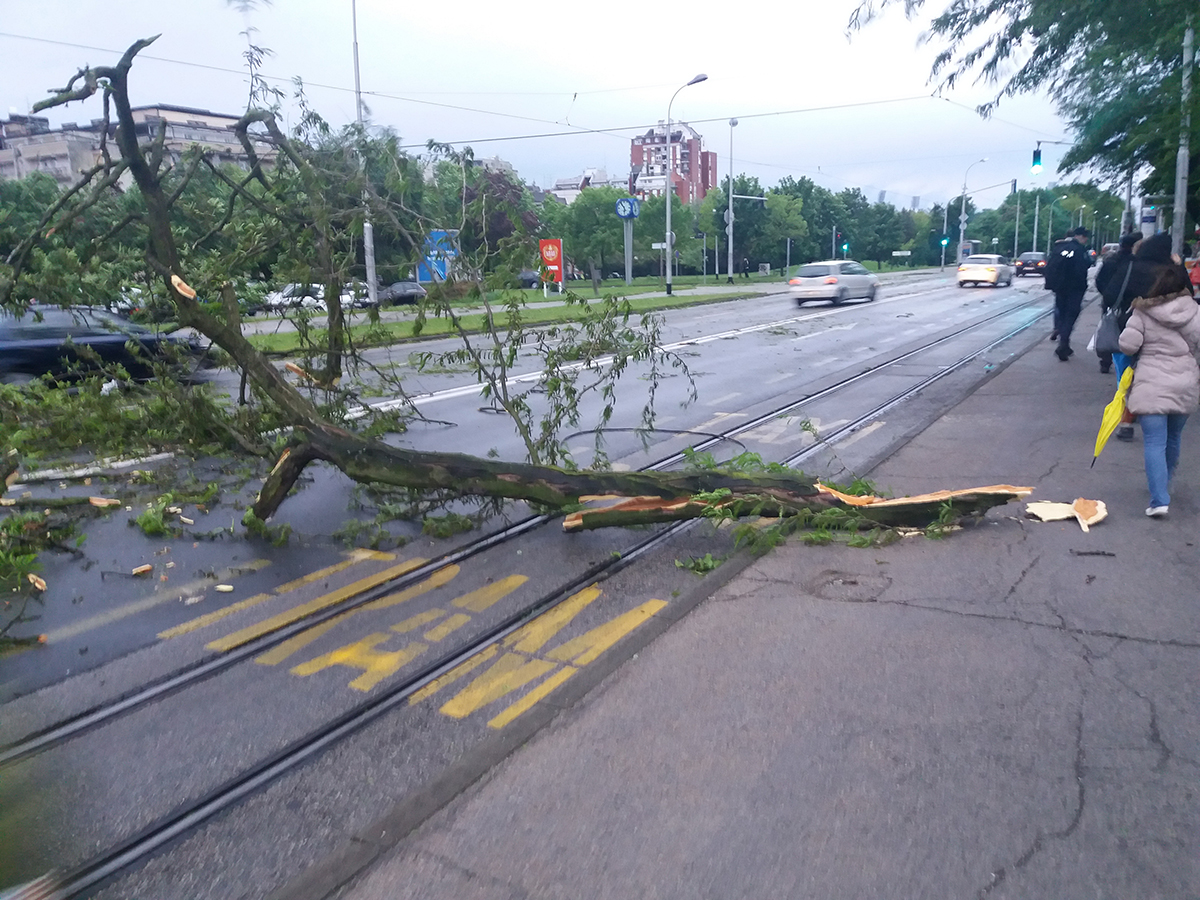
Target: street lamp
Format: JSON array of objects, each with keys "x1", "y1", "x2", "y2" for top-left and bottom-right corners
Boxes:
[
  {"x1": 1046, "y1": 195, "x2": 1068, "y2": 249},
  {"x1": 957, "y1": 157, "x2": 987, "y2": 263},
  {"x1": 726, "y1": 117, "x2": 738, "y2": 284},
  {"x1": 664, "y1": 73, "x2": 708, "y2": 296}
]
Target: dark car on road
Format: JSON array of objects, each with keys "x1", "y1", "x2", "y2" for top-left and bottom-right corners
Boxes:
[
  {"x1": 377, "y1": 281, "x2": 428, "y2": 305},
  {"x1": 0, "y1": 306, "x2": 207, "y2": 385},
  {"x1": 1014, "y1": 252, "x2": 1047, "y2": 277}
]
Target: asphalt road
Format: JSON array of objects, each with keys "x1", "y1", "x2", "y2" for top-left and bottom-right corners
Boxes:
[{"x1": 0, "y1": 269, "x2": 1065, "y2": 898}]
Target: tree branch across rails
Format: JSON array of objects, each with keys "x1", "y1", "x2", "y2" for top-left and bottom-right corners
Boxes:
[{"x1": 250, "y1": 426, "x2": 1032, "y2": 532}]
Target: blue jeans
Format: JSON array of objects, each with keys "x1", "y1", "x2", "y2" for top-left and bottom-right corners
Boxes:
[
  {"x1": 1139, "y1": 413, "x2": 1188, "y2": 508},
  {"x1": 1112, "y1": 351, "x2": 1134, "y2": 382}
]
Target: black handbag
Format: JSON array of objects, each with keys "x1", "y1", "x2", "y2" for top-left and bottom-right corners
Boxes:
[{"x1": 1094, "y1": 263, "x2": 1133, "y2": 355}]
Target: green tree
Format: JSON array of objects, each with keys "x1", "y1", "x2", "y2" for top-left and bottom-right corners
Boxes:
[
  {"x1": 557, "y1": 186, "x2": 626, "y2": 286},
  {"x1": 762, "y1": 191, "x2": 809, "y2": 272}
]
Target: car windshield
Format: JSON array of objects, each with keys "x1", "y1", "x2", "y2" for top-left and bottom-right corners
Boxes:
[
  {"x1": 795, "y1": 265, "x2": 834, "y2": 277},
  {"x1": 1018, "y1": 253, "x2": 1045, "y2": 261},
  {"x1": 964, "y1": 256, "x2": 998, "y2": 264}
]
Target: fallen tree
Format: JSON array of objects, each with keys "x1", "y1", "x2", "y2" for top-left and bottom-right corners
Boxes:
[
  {"x1": 4, "y1": 38, "x2": 1032, "y2": 542},
  {"x1": 251, "y1": 425, "x2": 1032, "y2": 531}
]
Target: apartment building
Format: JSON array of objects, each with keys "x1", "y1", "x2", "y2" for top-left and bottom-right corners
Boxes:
[{"x1": 629, "y1": 121, "x2": 717, "y2": 205}]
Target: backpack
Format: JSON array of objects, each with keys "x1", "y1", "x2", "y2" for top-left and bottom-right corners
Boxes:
[{"x1": 1043, "y1": 241, "x2": 1071, "y2": 292}]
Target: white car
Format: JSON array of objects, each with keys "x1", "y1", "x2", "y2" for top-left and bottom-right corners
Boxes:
[
  {"x1": 788, "y1": 260, "x2": 880, "y2": 306},
  {"x1": 263, "y1": 283, "x2": 327, "y2": 313},
  {"x1": 958, "y1": 254, "x2": 1015, "y2": 287}
]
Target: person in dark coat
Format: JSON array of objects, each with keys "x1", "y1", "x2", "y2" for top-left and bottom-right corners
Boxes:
[
  {"x1": 1043, "y1": 226, "x2": 1093, "y2": 361},
  {"x1": 1094, "y1": 232, "x2": 1142, "y2": 378}
]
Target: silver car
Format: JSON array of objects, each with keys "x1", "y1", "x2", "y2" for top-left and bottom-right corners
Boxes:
[
  {"x1": 788, "y1": 260, "x2": 880, "y2": 306},
  {"x1": 957, "y1": 254, "x2": 1015, "y2": 287}
]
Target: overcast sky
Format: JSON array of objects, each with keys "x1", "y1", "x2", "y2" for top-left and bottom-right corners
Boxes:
[{"x1": 2, "y1": 0, "x2": 1085, "y2": 210}]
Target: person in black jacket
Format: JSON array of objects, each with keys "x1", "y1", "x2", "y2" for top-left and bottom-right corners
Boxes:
[
  {"x1": 1043, "y1": 226, "x2": 1094, "y2": 361},
  {"x1": 1094, "y1": 232, "x2": 1142, "y2": 375}
]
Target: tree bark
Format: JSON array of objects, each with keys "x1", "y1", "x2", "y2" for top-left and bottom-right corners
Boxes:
[{"x1": 249, "y1": 426, "x2": 1030, "y2": 531}]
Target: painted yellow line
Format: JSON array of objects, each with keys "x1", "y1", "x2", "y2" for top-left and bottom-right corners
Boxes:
[
  {"x1": 408, "y1": 645, "x2": 499, "y2": 705},
  {"x1": 45, "y1": 559, "x2": 271, "y2": 644},
  {"x1": 546, "y1": 599, "x2": 667, "y2": 666},
  {"x1": 157, "y1": 594, "x2": 273, "y2": 639},
  {"x1": 250, "y1": 566, "x2": 458, "y2": 665},
  {"x1": 487, "y1": 665, "x2": 577, "y2": 729},
  {"x1": 508, "y1": 585, "x2": 601, "y2": 654},
  {"x1": 271, "y1": 549, "x2": 393, "y2": 595},
  {"x1": 423, "y1": 613, "x2": 471, "y2": 642},
  {"x1": 290, "y1": 633, "x2": 428, "y2": 692},
  {"x1": 451, "y1": 575, "x2": 528, "y2": 612},
  {"x1": 254, "y1": 618, "x2": 342, "y2": 666},
  {"x1": 439, "y1": 652, "x2": 556, "y2": 719},
  {"x1": 391, "y1": 609, "x2": 445, "y2": 635},
  {"x1": 161, "y1": 550, "x2": 395, "y2": 640},
  {"x1": 206, "y1": 558, "x2": 428, "y2": 652}
]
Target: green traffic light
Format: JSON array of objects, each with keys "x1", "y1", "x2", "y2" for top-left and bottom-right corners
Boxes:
[
  {"x1": 940, "y1": 237, "x2": 949, "y2": 246},
  {"x1": 842, "y1": 243, "x2": 848, "y2": 251},
  {"x1": 1031, "y1": 148, "x2": 1043, "y2": 174}
]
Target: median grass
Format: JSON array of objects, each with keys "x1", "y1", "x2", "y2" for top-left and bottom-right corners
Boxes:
[{"x1": 246, "y1": 288, "x2": 760, "y2": 355}]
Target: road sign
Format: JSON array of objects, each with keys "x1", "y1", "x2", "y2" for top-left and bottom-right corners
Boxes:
[
  {"x1": 539, "y1": 239, "x2": 563, "y2": 283},
  {"x1": 651, "y1": 242, "x2": 667, "y2": 249},
  {"x1": 891, "y1": 250, "x2": 912, "y2": 257},
  {"x1": 723, "y1": 209, "x2": 734, "y2": 224}
]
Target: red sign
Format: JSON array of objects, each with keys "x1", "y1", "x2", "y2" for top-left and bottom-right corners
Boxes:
[{"x1": 539, "y1": 239, "x2": 563, "y2": 283}]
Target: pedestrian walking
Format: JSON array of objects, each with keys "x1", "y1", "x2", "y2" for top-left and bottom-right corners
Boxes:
[
  {"x1": 1117, "y1": 264, "x2": 1200, "y2": 517},
  {"x1": 1095, "y1": 231, "x2": 1141, "y2": 375},
  {"x1": 741, "y1": 257, "x2": 750, "y2": 279},
  {"x1": 1043, "y1": 226, "x2": 1093, "y2": 361}
]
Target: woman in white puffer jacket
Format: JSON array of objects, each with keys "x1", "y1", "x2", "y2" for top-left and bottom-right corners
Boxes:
[{"x1": 1118, "y1": 265, "x2": 1200, "y2": 517}]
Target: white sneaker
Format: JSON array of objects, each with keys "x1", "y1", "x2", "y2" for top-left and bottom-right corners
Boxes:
[{"x1": 1146, "y1": 506, "x2": 1169, "y2": 518}]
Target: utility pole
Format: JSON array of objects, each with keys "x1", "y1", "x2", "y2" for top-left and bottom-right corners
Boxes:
[
  {"x1": 726, "y1": 118, "x2": 737, "y2": 284},
  {"x1": 351, "y1": 0, "x2": 378, "y2": 308},
  {"x1": 1032, "y1": 193, "x2": 1040, "y2": 253},
  {"x1": 1173, "y1": 20, "x2": 1194, "y2": 257},
  {"x1": 1013, "y1": 190, "x2": 1021, "y2": 257}
]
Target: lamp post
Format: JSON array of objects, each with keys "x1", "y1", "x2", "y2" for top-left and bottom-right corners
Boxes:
[
  {"x1": 351, "y1": 0, "x2": 378, "y2": 307},
  {"x1": 1046, "y1": 195, "x2": 1068, "y2": 250},
  {"x1": 664, "y1": 74, "x2": 708, "y2": 296},
  {"x1": 957, "y1": 157, "x2": 987, "y2": 263},
  {"x1": 726, "y1": 117, "x2": 738, "y2": 284}
]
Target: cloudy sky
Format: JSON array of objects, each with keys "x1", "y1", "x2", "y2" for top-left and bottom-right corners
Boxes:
[{"x1": 2, "y1": 0, "x2": 1082, "y2": 209}]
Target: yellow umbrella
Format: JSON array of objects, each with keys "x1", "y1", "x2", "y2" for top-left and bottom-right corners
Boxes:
[{"x1": 1092, "y1": 366, "x2": 1135, "y2": 466}]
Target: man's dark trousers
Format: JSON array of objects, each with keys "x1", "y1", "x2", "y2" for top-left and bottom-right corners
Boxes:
[{"x1": 1055, "y1": 289, "x2": 1085, "y2": 355}]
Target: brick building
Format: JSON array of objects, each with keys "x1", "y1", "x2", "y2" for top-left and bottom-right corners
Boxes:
[{"x1": 629, "y1": 121, "x2": 717, "y2": 205}]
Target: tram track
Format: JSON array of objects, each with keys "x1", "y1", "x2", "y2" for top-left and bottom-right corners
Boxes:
[
  {"x1": 4, "y1": 291, "x2": 1056, "y2": 900},
  {"x1": 0, "y1": 290, "x2": 1053, "y2": 770}
]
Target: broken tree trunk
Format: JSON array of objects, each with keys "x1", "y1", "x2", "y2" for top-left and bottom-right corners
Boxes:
[{"x1": 250, "y1": 425, "x2": 1031, "y2": 531}]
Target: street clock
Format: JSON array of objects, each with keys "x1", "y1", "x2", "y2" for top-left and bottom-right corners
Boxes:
[{"x1": 615, "y1": 198, "x2": 640, "y2": 219}]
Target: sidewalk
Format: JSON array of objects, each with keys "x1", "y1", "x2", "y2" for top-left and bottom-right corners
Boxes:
[{"x1": 336, "y1": 301, "x2": 1200, "y2": 899}]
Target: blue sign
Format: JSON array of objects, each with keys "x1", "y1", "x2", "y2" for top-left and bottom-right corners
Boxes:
[
  {"x1": 615, "y1": 197, "x2": 640, "y2": 220},
  {"x1": 417, "y1": 229, "x2": 459, "y2": 282}
]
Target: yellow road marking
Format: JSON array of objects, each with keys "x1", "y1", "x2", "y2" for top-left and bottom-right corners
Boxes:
[
  {"x1": 508, "y1": 585, "x2": 601, "y2": 654},
  {"x1": 46, "y1": 559, "x2": 271, "y2": 644},
  {"x1": 408, "y1": 645, "x2": 499, "y2": 705},
  {"x1": 452, "y1": 575, "x2": 528, "y2": 612},
  {"x1": 254, "y1": 618, "x2": 342, "y2": 666},
  {"x1": 206, "y1": 558, "x2": 429, "y2": 652},
  {"x1": 546, "y1": 600, "x2": 667, "y2": 666},
  {"x1": 249, "y1": 565, "x2": 458, "y2": 664},
  {"x1": 290, "y1": 634, "x2": 427, "y2": 692},
  {"x1": 271, "y1": 549, "x2": 394, "y2": 595},
  {"x1": 391, "y1": 609, "x2": 445, "y2": 634},
  {"x1": 423, "y1": 613, "x2": 471, "y2": 642},
  {"x1": 161, "y1": 551, "x2": 394, "y2": 640},
  {"x1": 157, "y1": 594, "x2": 272, "y2": 639},
  {"x1": 487, "y1": 666, "x2": 577, "y2": 729},
  {"x1": 439, "y1": 652, "x2": 557, "y2": 719}
]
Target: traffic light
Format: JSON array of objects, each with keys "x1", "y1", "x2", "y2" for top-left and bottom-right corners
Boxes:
[
  {"x1": 940, "y1": 237, "x2": 949, "y2": 247},
  {"x1": 842, "y1": 242, "x2": 849, "y2": 252},
  {"x1": 1031, "y1": 148, "x2": 1043, "y2": 174}
]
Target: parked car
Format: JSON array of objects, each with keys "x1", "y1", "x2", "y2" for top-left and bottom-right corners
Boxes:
[
  {"x1": 263, "y1": 283, "x2": 326, "y2": 313},
  {"x1": 788, "y1": 260, "x2": 880, "y2": 306},
  {"x1": 958, "y1": 254, "x2": 1015, "y2": 287},
  {"x1": 0, "y1": 306, "x2": 209, "y2": 385},
  {"x1": 1014, "y1": 252, "x2": 1047, "y2": 277},
  {"x1": 378, "y1": 281, "x2": 428, "y2": 304},
  {"x1": 517, "y1": 269, "x2": 541, "y2": 289}
]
